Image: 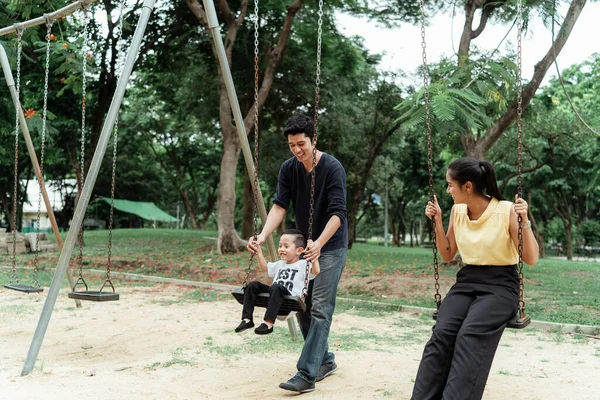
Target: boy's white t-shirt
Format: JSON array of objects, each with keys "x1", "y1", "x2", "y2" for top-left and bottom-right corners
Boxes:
[{"x1": 267, "y1": 259, "x2": 315, "y2": 298}]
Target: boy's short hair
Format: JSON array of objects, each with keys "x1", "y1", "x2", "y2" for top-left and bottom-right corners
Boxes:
[
  {"x1": 283, "y1": 114, "x2": 314, "y2": 141},
  {"x1": 282, "y1": 228, "x2": 307, "y2": 249}
]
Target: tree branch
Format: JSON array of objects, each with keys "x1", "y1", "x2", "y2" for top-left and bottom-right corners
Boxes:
[
  {"x1": 471, "y1": 0, "x2": 504, "y2": 39},
  {"x1": 185, "y1": 0, "x2": 209, "y2": 29},
  {"x1": 475, "y1": 0, "x2": 587, "y2": 158},
  {"x1": 243, "y1": 0, "x2": 303, "y2": 134},
  {"x1": 498, "y1": 162, "x2": 544, "y2": 193},
  {"x1": 215, "y1": 0, "x2": 235, "y2": 26}
]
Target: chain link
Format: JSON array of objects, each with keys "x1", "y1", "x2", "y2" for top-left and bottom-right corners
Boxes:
[
  {"x1": 305, "y1": 0, "x2": 324, "y2": 296},
  {"x1": 515, "y1": 0, "x2": 526, "y2": 319},
  {"x1": 31, "y1": 20, "x2": 54, "y2": 289},
  {"x1": 106, "y1": 0, "x2": 126, "y2": 286},
  {"x1": 76, "y1": 6, "x2": 90, "y2": 279},
  {"x1": 9, "y1": 27, "x2": 24, "y2": 285},
  {"x1": 242, "y1": 0, "x2": 261, "y2": 288},
  {"x1": 419, "y1": 0, "x2": 441, "y2": 309}
]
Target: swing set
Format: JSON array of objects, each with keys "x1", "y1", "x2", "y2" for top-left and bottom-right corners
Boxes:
[
  {"x1": 0, "y1": 0, "x2": 156, "y2": 376},
  {"x1": 2, "y1": 1, "x2": 121, "y2": 303},
  {"x1": 418, "y1": 0, "x2": 530, "y2": 329}
]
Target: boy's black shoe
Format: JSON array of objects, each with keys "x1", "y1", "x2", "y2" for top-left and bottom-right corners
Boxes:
[
  {"x1": 315, "y1": 362, "x2": 337, "y2": 382},
  {"x1": 279, "y1": 374, "x2": 315, "y2": 393},
  {"x1": 234, "y1": 320, "x2": 255, "y2": 333},
  {"x1": 254, "y1": 323, "x2": 273, "y2": 335}
]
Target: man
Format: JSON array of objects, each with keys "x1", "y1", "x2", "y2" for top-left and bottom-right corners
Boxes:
[{"x1": 247, "y1": 114, "x2": 348, "y2": 393}]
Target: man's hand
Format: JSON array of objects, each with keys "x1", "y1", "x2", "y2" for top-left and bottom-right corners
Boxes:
[{"x1": 304, "y1": 239, "x2": 322, "y2": 262}]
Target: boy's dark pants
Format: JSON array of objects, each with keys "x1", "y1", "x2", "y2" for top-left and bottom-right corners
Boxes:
[
  {"x1": 411, "y1": 265, "x2": 519, "y2": 400},
  {"x1": 242, "y1": 281, "x2": 291, "y2": 322}
]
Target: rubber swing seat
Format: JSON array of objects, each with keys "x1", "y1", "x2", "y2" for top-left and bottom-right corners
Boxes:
[
  {"x1": 4, "y1": 284, "x2": 43, "y2": 294},
  {"x1": 231, "y1": 287, "x2": 306, "y2": 316}
]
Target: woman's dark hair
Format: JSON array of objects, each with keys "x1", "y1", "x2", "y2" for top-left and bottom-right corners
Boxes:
[
  {"x1": 447, "y1": 157, "x2": 505, "y2": 200},
  {"x1": 283, "y1": 114, "x2": 314, "y2": 141},
  {"x1": 282, "y1": 228, "x2": 307, "y2": 248}
]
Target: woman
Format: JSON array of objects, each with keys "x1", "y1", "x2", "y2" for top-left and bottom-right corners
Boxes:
[{"x1": 412, "y1": 157, "x2": 539, "y2": 400}]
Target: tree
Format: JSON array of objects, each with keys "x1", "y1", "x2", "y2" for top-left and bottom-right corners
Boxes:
[
  {"x1": 398, "y1": 0, "x2": 588, "y2": 160},
  {"x1": 332, "y1": 70, "x2": 405, "y2": 248},
  {"x1": 185, "y1": 0, "x2": 307, "y2": 253}
]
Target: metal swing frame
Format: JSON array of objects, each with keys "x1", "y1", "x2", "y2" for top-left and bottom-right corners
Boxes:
[
  {"x1": 419, "y1": 0, "x2": 530, "y2": 330},
  {"x1": 0, "y1": 0, "x2": 157, "y2": 376}
]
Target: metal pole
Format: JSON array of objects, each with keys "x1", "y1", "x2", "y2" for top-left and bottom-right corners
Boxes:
[
  {"x1": 21, "y1": 0, "x2": 155, "y2": 376},
  {"x1": 0, "y1": 0, "x2": 95, "y2": 37},
  {"x1": 202, "y1": 0, "x2": 277, "y2": 260},
  {"x1": 0, "y1": 44, "x2": 81, "y2": 308}
]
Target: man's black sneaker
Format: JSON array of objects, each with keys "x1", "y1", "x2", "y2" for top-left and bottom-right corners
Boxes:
[
  {"x1": 254, "y1": 323, "x2": 273, "y2": 335},
  {"x1": 315, "y1": 362, "x2": 337, "y2": 382},
  {"x1": 234, "y1": 320, "x2": 254, "y2": 333},
  {"x1": 279, "y1": 374, "x2": 315, "y2": 393}
]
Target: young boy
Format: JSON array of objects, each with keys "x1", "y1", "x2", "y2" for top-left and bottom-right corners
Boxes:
[{"x1": 235, "y1": 229, "x2": 320, "y2": 335}]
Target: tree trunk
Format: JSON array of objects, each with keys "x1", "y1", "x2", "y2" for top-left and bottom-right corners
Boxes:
[
  {"x1": 200, "y1": 188, "x2": 218, "y2": 230},
  {"x1": 216, "y1": 127, "x2": 246, "y2": 253},
  {"x1": 528, "y1": 192, "x2": 545, "y2": 258},
  {"x1": 181, "y1": 189, "x2": 199, "y2": 229},
  {"x1": 186, "y1": 0, "x2": 304, "y2": 254},
  {"x1": 565, "y1": 222, "x2": 573, "y2": 260},
  {"x1": 347, "y1": 190, "x2": 363, "y2": 249},
  {"x1": 241, "y1": 174, "x2": 254, "y2": 239},
  {"x1": 409, "y1": 220, "x2": 414, "y2": 248}
]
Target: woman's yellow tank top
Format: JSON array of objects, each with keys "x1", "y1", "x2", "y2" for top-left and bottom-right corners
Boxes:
[{"x1": 452, "y1": 197, "x2": 518, "y2": 265}]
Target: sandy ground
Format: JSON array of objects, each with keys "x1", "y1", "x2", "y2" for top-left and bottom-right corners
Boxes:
[{"x1": 1, "y1": 284, "x2": 599, "y2": 400}]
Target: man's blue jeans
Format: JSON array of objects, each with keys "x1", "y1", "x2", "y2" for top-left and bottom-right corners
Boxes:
[{"x1": 295, "y1": 247, "x2": 347, "y2": 381}]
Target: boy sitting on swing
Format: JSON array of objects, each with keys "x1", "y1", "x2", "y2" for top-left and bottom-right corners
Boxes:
[{"x1": 235, "y1": 229, "x2": 320, "y2": 335}]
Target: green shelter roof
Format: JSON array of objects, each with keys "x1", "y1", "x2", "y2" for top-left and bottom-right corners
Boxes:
[{"x1": 98, "y1": 198, "x2": 178, "y2": 222}]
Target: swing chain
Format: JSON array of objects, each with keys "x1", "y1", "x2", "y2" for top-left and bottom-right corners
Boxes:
[
  {"x1": 106, "y1": 0, "x2": 125, "y2": 283},
  {"x1": 419, "y1": 0, "x2": 441, "y2": 309},
  {"x1": 9, "y1": 27, "x2": 24, "y2": 285},
  {"x1": 31, "y1": 20, "x2": 54, "y2": 289},
  {"x1": 242, "y1": 0, "x2": 261, "y2": 289},
  {"x1": 516, "y1": 0, "x2": 526, "y2": 318},
  {"x1": 77, "y1": 5, "x2": 90, "y2": 279},
  {"x1": 305, "y1": 0, "x2": 324, "y2": 296}
]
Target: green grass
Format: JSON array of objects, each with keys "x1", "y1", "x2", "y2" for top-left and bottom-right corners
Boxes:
[
  {"x1": 204, "y1": 329, "x2": 305, "y2": 359},
  {"x1": 150, "y1": 288, "x2": 228, "y2": 306},
  {"x1": 146, "y1": 346, "x2": 194, "y2": 370},
  {"x1": 2, "y1": 228, "x2": 599, "y2": 326}
]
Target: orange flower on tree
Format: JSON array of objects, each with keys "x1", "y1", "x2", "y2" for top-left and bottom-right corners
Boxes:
[
  {"x1": 61, "y1": 77, "x2": 66, "y2": 83},
  {"x1": 24, "y1": 108, "x2": 36, "y2": 118}
]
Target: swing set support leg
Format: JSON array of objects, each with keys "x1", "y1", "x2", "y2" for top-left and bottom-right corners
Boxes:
[
  {"x1": 0, "y1": 45, "x2": 81, "y2": 308},
  {"x1": 15, "y1": 0, "x2": 156, "y2": 376}
]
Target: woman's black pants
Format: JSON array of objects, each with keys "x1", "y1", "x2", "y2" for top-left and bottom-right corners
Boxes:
[{"x1": 411, "y1": 265, "x2": 520, "y2": 400}]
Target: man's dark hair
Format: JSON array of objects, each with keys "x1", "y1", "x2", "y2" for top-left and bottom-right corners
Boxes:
[
  {"x1": 282, "y1": 228, "x2": 307, "y2": 249},
  {"x1": 283, "y1": 114, "x2": 314, "y2": 141}
]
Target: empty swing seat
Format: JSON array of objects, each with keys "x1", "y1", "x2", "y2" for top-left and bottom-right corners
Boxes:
[
  {"x1": 232, "y1": 288, "x2": 306, "y2": 316},
  {"x1": 4, "y1": 284, "x2": 43, "y2": 294},
  {"x1": 68, "y1": 291, "x2": 119, "y2": 302},
  {"x1": 68, "y1": 278, "x2": 119, "y2": 302}
]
